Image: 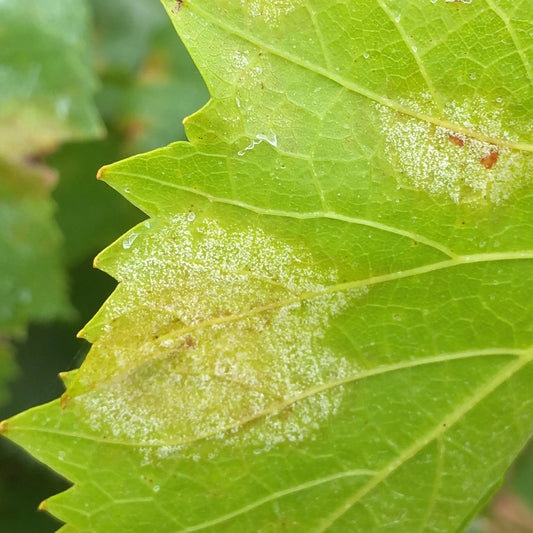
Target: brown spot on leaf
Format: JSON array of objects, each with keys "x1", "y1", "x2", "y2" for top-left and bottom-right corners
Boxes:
[
  {"x1": 479, "y1": 150, "x2": 499, "y2": 169},
  {"x1": 173, "y1": 0, "x2": 183, "y2": 12},
  {"x1": 448, "y1": 133, "x2": 465, "y2": 147},
  {"x1": 178, "y1": 335, "x2": 197, "y2": 350},
  {"x1": 60, "y1": 394, "x2": 71, "y2": 409}
]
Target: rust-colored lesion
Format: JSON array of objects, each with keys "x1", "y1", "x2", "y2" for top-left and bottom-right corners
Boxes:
[
  {"x1": 177, "y1": 334, "x2": 197, "y2": 350},
  {"x1": 60, "y1": 394, "x2": 71, "y2": 410},
  {"x1": 479, "y1": 150, "x2": 499, "y2": 169},
  {"x1": 448, "y1": 132, "x2": 500, "y2": 169},
  {"x1": 448, "y1": 133, "x2": 465, "y2": 147}
]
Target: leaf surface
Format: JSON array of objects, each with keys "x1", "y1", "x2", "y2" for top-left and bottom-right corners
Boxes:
[{"x1": 2, "y1": 1, "x2": 533, "y2": 531}]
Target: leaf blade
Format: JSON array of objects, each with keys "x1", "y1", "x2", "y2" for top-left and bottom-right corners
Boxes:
[{"x1": 3, "y1": 1, "x2": 533, "y2": 531}]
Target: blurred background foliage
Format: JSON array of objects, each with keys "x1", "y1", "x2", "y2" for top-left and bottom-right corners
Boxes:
[
  {"x1": 0, "y1": 1, "x2": 530, "y2": 531},
  {"x1": 0, "y1": 0, "x2": 207, "y2": 530}
]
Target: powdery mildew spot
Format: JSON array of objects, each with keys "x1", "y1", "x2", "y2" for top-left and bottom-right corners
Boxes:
[
  {"x1": 375, "y1": 93, "x2": 532, "y2": 204},
  {"x1": 244, "y1": 0, "x2": 299, "y2": 26},
  {"x1": 77, "y1": 216, "x2": 363, "y2": 459}
]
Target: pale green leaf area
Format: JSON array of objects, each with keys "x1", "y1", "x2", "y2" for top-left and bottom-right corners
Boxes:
[
  {"x1": 0, "y1": 159, "x2": 71, "y2": 336},
  {"x1": 0, "y1": 0, "x2": 104, "y2": 398},
  {"x1": 0, "y1": 0, "x2": 103, "y2": 161},
  {"x1": 2, "y1": 0, "x2": 533, "y2": 532},
  {"x1": 0, "y1": 158, "x2": 70, "y2": 408}
]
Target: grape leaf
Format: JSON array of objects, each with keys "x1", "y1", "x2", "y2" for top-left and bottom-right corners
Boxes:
[
  {"x1": 2, "y1": 1, "x2": 532, "y2": 531},
  {"x1": 0, "y1": 156, "x2": 72, "y2": 408}
]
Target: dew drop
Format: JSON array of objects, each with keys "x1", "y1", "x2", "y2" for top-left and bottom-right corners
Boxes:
[{"x1": 122, "y1": 233, "x2": 139, "y2": 249}]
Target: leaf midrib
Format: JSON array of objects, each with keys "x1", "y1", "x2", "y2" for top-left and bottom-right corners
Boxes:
[
  {"x1": 89, "y1": 249, "x2": 532, "y2": 352},
  {"x1": 13, "y1": 346, "x2": 528, "y2": 449},
  {"x1": 181, "y1": 1, "x2": 533, "y2": 152}
]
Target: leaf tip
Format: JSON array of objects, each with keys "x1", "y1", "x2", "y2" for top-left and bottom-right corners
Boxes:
[
  {"x1": 60, "y1": 394, "x2": 71, "y2": 410},
  {"x1": 38, "y1": 499, "x2": 48, "y2": 511},
  {"x1": 0, "y1": 420, "x2": 8, "y2": 435},
  {"x1": 96, "y1": 165, "x2": 108, "y2": 181}
]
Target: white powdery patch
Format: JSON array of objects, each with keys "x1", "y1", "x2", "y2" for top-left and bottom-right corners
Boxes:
[
  {"x1": 244, "y1": 0, "x2": 299, "y2": 26},
  {"x1": 375, "y1": 93, "x2": 531, "y2": 204},
  {"x1": 78, "y1": 216, "x2": 364, "y2": 460}
]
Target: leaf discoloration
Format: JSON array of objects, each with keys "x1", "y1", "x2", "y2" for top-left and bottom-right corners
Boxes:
[{"x1": 375, "y1": 93, "x2": 531, "y2": 205}]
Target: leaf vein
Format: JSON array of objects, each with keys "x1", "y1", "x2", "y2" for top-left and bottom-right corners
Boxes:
[
  {"x1": 107, "y1": 171, "x2": 457, "y2": 258},
  {"x1": 185, "y1": 2, "x2": 533, "y2": 151},
  {"x1": 312, "y1": 354, "x2": 532, "y2": 532},
  {"x1": 175, "y1": 469, "x2": 376, "y2": 533}
]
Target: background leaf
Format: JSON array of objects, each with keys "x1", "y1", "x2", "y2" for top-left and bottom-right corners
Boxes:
[
  {"x1": 0, "y1": 0, "x2": 104, "y2": 407},
  {"x1": 2, "y1": 0, "x2": 532, "y2": 532},
  {"x1": 0, "y1": 159, "x2": 71, "y2": 337},
  {"x1": 0, "y1": 0, "x2": 208, "y2": 530},
  {"x1": 0, "y1": 0, "x2": 103, "y2": 160}
]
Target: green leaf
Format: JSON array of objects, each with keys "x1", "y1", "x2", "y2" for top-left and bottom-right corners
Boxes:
[
  {"x1": 0, "y1": 157, "x2": 71, "y2": 403},
  {"x1": 3, "y1": 1, "x2": 532, "y2": 531},
  {"x1": 0, "y1": 0, "x2": 103, "y2": 161}
]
